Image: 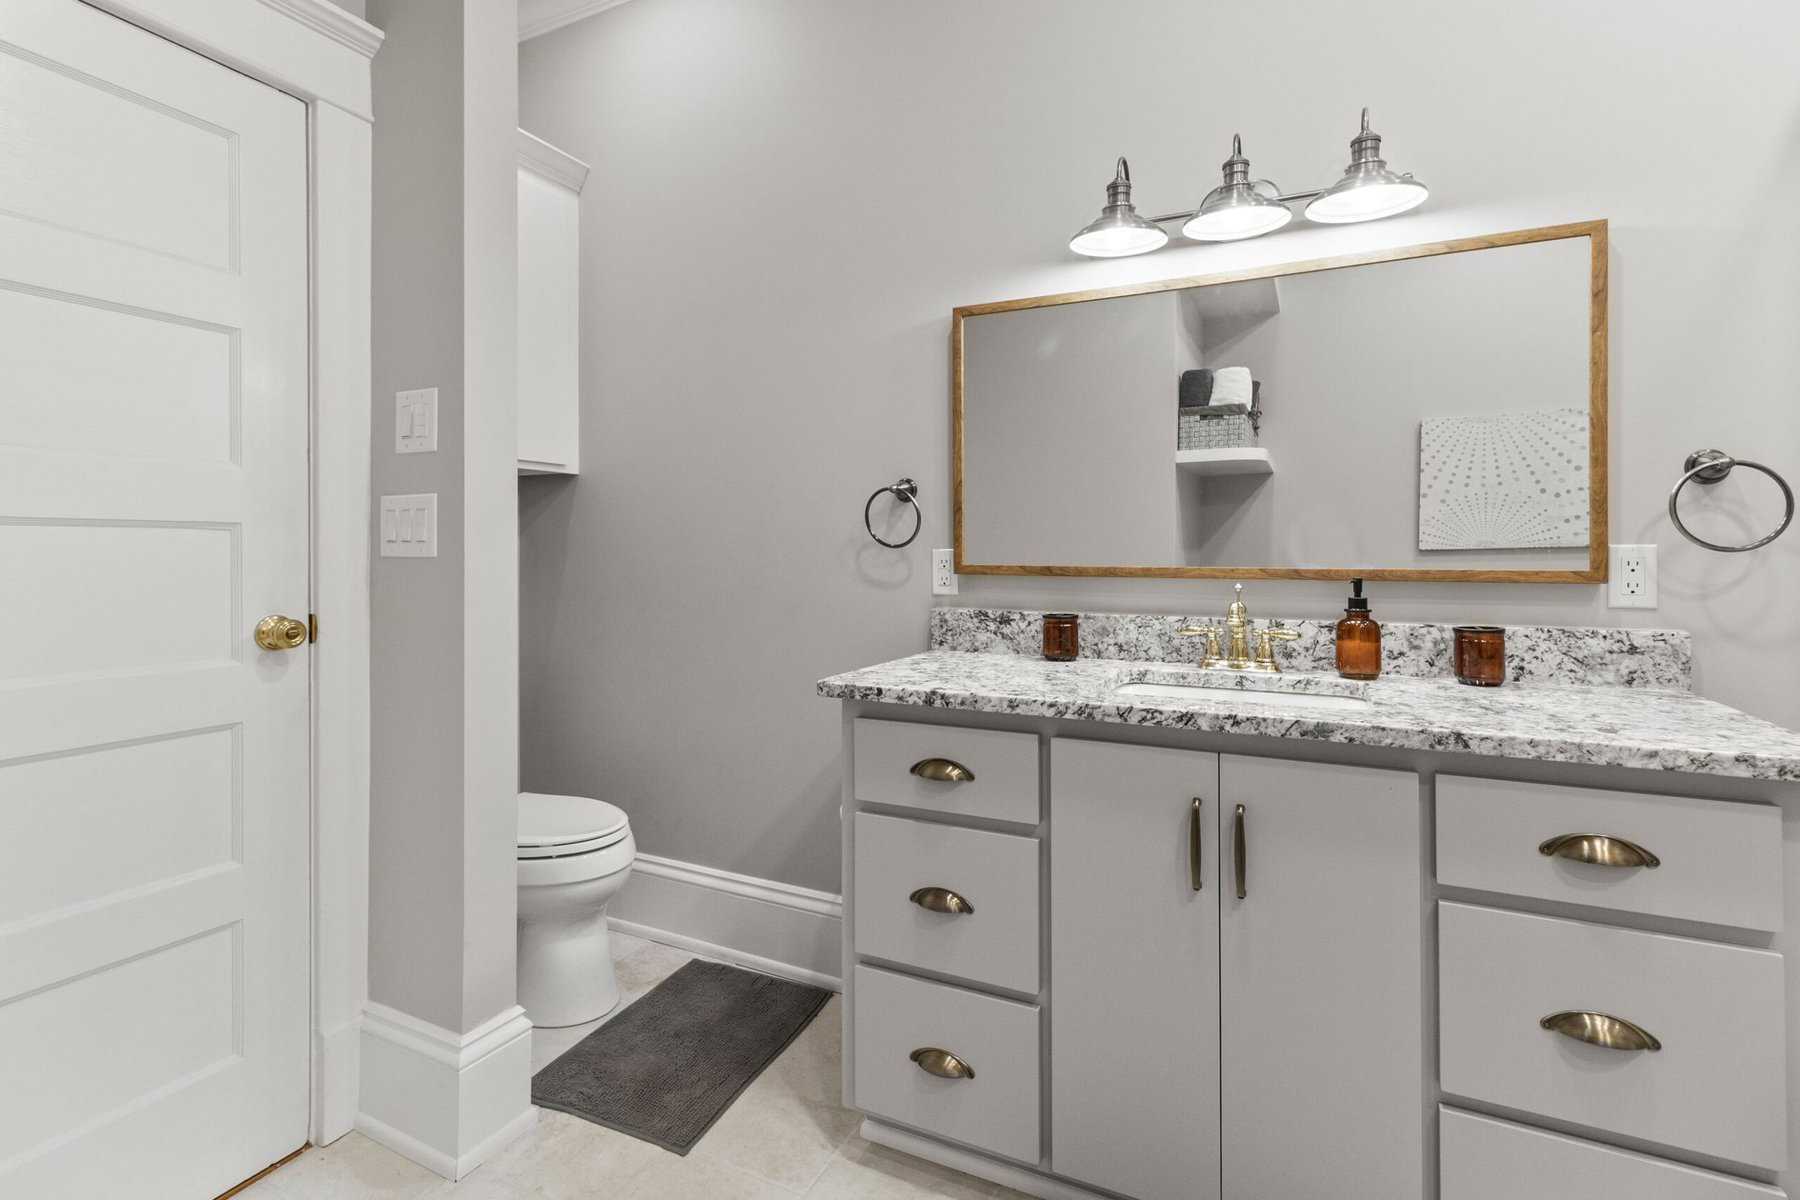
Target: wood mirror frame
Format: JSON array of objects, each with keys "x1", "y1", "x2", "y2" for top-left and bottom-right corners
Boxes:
[{"x1": 951, "y1": 219, "x2": 1609, "y2": 583}]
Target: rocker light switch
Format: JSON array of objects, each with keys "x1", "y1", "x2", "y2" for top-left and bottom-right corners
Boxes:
[
  {"x1": 395, "y1": 388, "x2": 438, "y2": 454},
  {"x1": 380, "y1": 493, "x2": 437, "y2": 557}
]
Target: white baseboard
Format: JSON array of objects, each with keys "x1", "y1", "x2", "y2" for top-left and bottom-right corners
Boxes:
[
  {"x1": 355, "y1": 1002, "x2": 536, "y2": 1180},
  {"x1": 861, "y1": 1119, "x2": 1109, "y2": 1200},
  {"x1": 609, "y1": 853, "x2": 843, "y2": 991}
]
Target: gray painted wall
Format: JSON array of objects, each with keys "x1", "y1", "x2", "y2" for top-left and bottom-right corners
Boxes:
[
  {"x1": 519, "y1": 0, "x2": 1800, "y2": 896},
  {"x1": 367, "y1": 0, "x2": 518, "y2": 1035}
]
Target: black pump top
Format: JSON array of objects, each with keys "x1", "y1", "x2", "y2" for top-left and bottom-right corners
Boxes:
[{"x1": 1346, "y1": 577, "x2": 1370, "y2": 612}]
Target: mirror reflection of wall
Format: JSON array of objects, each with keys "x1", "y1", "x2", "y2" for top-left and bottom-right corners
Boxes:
[{"x1": 958, "y1": 230, "x2": 1598, "y2": 575}]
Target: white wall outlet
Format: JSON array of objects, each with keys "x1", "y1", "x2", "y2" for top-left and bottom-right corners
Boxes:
[
  {"x1": 1608, "y1": 544, "x2": 1657, "y2": 608},
  {"x1": 932, "y1": 548, "x2": 959, "y2": 596},
  {"x1": 395, "y1": 387, "x2": 438, "y2": 454},
  {"x1": 379, "y1": 493, "x2": 438, "y2": 557}
]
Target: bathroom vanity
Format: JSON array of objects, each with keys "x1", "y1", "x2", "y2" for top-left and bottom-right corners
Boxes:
[{"x1": 820, "y1": 610, "x2": 1800, "y2": 1200}]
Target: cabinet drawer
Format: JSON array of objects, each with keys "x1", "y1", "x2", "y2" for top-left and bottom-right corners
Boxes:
[
  {"x1": 853, "y1": 812, "x2": 1039, "y2": 993},
  {"x1": 1441, "y1": 1107, "x2": 1784, "y2": 1200},
  {"x1": 1437, "y1": 776, "x2": 1782, "y2": 932},
  {"x1": 1439, "y1": 903, "x2": 1787, "y2": 1170},
  {"x1": 851, "y1": 965, "x2": 1039, "y2": 1164},
  {"x1": 853, "y1": 719, "x2": 1038, "y2": 824}
]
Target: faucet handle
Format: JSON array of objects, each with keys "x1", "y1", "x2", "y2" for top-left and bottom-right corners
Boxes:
[
  {"x1": 1177, "y1": 622, "x2": 1225, "y2": 667},
  {"x1": 1252, "y1": 627, "x2": 1301, "y2": 672}
]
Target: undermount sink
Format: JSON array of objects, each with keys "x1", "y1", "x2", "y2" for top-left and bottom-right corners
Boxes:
[{"x1": 1112, "y1": 671, "x2": 1372, "y2": 713}]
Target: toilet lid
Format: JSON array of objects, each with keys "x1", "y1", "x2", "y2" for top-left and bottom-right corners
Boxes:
[{"x1": 518, "y1": 792, "x2": 629, "y2": 851}]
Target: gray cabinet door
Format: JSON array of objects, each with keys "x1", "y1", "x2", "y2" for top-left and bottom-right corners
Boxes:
[
  {"x1": 1050, "y1": 739, "x2": 1220, "y2": 1200},
  {"x1": 1219, "y1": 756, "x2": 1426, "y2": 1200}
]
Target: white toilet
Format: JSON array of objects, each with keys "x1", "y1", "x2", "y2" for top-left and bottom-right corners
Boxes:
[{"x1": 516, "y1": 791, "x2": 636, "y2": 1028}]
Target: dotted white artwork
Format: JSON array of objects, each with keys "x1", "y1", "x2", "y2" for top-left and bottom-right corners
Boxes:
[{"x1": 1418, "y1": 408, "x2": 1589, "y2": 550}]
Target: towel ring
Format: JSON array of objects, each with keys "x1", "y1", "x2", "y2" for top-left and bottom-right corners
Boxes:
[
  {"x1": 1668, "y1": 449, "x2": 1795, "y2": 553},
  {"x1": 864, "y1": 477, "x2": 922, "y2": 549}
]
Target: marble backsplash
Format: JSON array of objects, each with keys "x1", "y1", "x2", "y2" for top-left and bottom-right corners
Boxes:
[{"x1": 929, "y1": 607, "x2": 1692, "y2": 691}]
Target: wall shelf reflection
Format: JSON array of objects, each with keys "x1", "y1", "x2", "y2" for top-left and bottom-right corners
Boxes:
[{"x1": 1175, "y1": 447, "x2": 1274, "y2": 476}]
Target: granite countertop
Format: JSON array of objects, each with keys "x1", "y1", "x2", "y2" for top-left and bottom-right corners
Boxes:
[{"x1": 817, "y1": 651, "x2": 1800, "y2": 782}]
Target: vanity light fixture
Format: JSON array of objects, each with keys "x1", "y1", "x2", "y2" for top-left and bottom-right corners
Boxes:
[
  {"x1": 1181, "y1": 135, "x2": 1292, "y2": 242},
  {"x1": 1070, "y1": 107, "x2": 1428, "y2": 257},
  {"x1": 1068, "y1": 157, "x2": 1170, "y2": 258},
  {"x1": 1303, "y1": 108, "x2": 1430, "y2": 224}
]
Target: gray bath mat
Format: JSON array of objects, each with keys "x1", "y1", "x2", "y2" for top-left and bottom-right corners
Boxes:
[{"x1": 530, "y1": 959, "x2": 831, "y2": 1154}]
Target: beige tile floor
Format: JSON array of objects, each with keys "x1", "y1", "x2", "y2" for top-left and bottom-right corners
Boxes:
[{"x1": 241, "y1": 933, "x2": 1030, "y2": 1200}]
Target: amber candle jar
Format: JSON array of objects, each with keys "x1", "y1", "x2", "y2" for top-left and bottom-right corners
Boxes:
[
  {"x1": 1453, "y1": 626, "x2": 1507, "y2": 687},
  {"x1": 1043, "y1": 613, "x2": 1080, "y2": 662}
]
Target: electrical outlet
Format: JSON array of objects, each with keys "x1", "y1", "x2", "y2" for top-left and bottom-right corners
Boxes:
[
  {"x1": 932, "y1": 548, "x2": 959, "y2": 595},
  {"x1": 1608, "y1": 544, "x2": 1657, "y2": 608}
]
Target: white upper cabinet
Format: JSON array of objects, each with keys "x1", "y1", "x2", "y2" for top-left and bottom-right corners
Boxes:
[{"x1": 516, "y1": 129, "x2": 587, "y2": 475}]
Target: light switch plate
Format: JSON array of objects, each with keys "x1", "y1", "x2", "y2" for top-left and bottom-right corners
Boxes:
[
  {"x1": 395, "y1": 388, "x2": 438, "y2": 454},
  {"x1": 1608, "y1": 544, "x2": 1657, "y2": 608},
  {"x1": 380, "y1": 493, "x2": 437, "y2": 557}
]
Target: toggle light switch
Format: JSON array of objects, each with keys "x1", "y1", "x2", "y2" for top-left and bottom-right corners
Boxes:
[{"x1": 395, "y1": 388, "x2": 438, "y2": 454}]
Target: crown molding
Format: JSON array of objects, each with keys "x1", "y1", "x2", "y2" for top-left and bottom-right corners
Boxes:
[
  {"x1": 518, "y1": 0, "x2": 636, "y2": 42},
  {"x1": 258, "y1": 0, "x2": 384, "y2": 59},
  {"x1": 517, "y1": 129, "x2": 591, "y2": 192}
]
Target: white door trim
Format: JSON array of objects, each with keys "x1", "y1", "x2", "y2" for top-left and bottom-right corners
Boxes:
[{"x1": 74, "y1": 0, "x2": 381, "y2": 1149}]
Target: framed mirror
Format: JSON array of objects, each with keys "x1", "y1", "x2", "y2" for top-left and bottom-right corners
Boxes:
[{"x1": 952, "y1": 221, "x2": 1608, "y2": 582}]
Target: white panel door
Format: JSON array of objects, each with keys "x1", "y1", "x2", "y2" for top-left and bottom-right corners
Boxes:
[
  {"x1": 1051, "y1": 739, "x2": 1220, "y2": 1200},
  {"x1": 0, "y1": 3, "x2": 310, "y2": 1197},
  {"x1": 1218, "y1": 756, "x2": 1426, "y2": 1200}
]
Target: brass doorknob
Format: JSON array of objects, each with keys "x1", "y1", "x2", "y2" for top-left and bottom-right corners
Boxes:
[{"x1": 255, "y1": 614, "x2": 309, "y2": 651}]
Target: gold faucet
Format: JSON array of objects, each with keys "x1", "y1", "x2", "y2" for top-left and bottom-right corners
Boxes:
[{"x1": 1176, "y1": 584, "x2": 1300, "y2": 672}]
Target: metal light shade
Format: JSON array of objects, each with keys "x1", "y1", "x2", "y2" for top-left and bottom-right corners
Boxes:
[
  {"x1": 1070, "y1": 157, "x2": 1168, "y2": 258},
  {"x1": 1182, "y1": 135, "x2": 1292, "y2": 242},
  {"x1": 1304, "y1": 108, "x2": 1428, "y2": 225}
]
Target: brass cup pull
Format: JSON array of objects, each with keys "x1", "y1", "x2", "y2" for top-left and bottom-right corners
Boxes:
[
  {"x1": 910, "y1": 1046, "x2": 975, "y2": 1080},
  {"x1": 910, "y1": 758, "x2": 974, "y2": 784},
  {"x1": 1538, "y1": 833, "x2": 1660, "y2": 870},
  {"x1": 254, "y1": 614, "x2": 309, "y2": 651},
  {"x1": 910, "y1": 886, "x2": 974, "y2": 915},
  {"x1": 1540, "y1": 1010, "x2": 1663, "y2": 1052}
]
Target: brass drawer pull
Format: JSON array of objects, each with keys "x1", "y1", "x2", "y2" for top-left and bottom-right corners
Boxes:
[
  {"x1": 1540, "y1": 1010, "x2": 1663, "y2": 1052},
  {"x1": 1189, "y1": 798, "x2": 1204, "y2": 892},
  {"x1": 910, "y1": 757, "x2": 975, "y2": 784},
  {"x1": 1538, "y1": 833, "x2": 1660, "y2": 870},
  {"x1": 909, "y1": 886, "x2": 974, "y2": 915},
  {"x1": 1233, "y1": 803, "x2": 1247, "y2": 900},
  {"x1": 910, "y1": 1046, "x2": 975, "y2": 1079}
]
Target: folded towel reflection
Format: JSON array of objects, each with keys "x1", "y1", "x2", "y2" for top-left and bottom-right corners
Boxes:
[
  {"x1": 1211, "y1": 366, "x2": 1252, "y2": 406},
  {"x1": 1179, "y1": 369, "x2": 1214, "y2": 409}
]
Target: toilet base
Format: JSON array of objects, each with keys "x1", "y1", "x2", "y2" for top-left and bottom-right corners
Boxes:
[
  {"x1": 516, "y1": 844, "x2": 635, "y2": 1029},
  {"x1": 518, "y1": 908, "x2": 622, "y2": 1028}
]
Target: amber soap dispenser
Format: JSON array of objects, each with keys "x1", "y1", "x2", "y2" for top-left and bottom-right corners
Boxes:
[{"x1": 1335, "y1": 577, "x2": 1381, "y2": 680}]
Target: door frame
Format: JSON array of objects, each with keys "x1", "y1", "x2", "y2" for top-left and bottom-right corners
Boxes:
[{"x1": 77, "y1": 0, "x2": 382, "y2": 1147}]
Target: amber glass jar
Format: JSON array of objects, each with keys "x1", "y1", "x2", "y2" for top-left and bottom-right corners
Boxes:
[
  {"x1": 1454, "y1": 626, "x2": 1507, "y2": 687},
  {"x1": 1334, "y1": 578, "x2": 1381, "y2": 680},
  {"x1": 1043, "y1": 613, "x2": 1080, "y2": 662}
]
